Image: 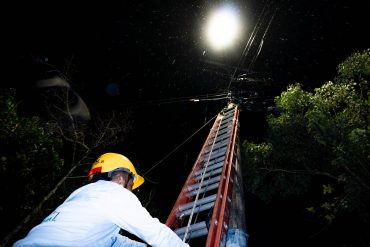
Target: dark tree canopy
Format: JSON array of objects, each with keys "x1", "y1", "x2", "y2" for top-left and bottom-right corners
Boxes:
[
  {"x1": 0, "y1": 88, "x2": 64, "y2": 239},
  {"x1": 0, "y1": 83, "x2": 133, "y2": 246},
  {"x1": 242, "y1": 48, "x2": 370, "y2": 245}
]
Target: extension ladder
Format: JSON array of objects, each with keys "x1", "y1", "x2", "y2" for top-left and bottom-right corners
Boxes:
[{"x1": 166, "y1": 102, "x2": 248, "y2": 246}]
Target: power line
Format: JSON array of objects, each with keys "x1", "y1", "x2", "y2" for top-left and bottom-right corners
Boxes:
[
  {"x1": 114, "y1": 92, "x2": 229, "y2": 107},
  {"x1": 227, "y1": 0, "x2": 278, "y2": 90},
  {"x1": 142, "y1": 113, "x2": 218, "y2": 178}
]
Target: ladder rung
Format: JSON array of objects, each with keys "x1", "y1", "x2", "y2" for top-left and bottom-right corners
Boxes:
[
  {"x1": 204, "y1": 140, "x2": 228, "y2": 155},
  {"x1": 204, "y1": 144, "x2": 228, "y2": 155},
  {"x1": 187, "y1": 182, "x2": 219, "y2": 197},
  {"x1": 219, "y1": 121, "x2": 232, "y2": 131},
  {"x1": 195, "y1": 167, "x2": 223, "y2": 181},
  {"x1": 201, "y1": 156, "x2": 225, "y2": 166},
  {"x1": 174, "y1": 221, "x2": 208, "y2": 240},
  {"x1": 203, "y1": 146, "x2": 227, "y2": 160},
  {"x1": 208, "y1": 132, "x2": 231, "y2": 145},
  {"x1": 222, "y1": 111, "x2": 235, "y2": 120},
  {"x1": 212, "y1": 127, "x2": 230, "y2": 138},
  {"x1": 188, "y1": 176, "x2": 221, "y2": 191},
  {"x1": 223, "y1": 106, "x2": 236, "y2": 114},
  {"x1": 222, "y1": 112, "x2": 233, "y2": 122},
  {"x1": 178, "y1": 194, "x2": 217, "y2": 212},
  {"x1": 223, "y1": 106, "x2": 235, "y2": 115},
  {"x1": 218, "y1": 123, "x2": 231, "y2": 132},
  {"x1": 201, "y1": 155, "x2": 225, "y2": 165},
  {"x1": 200, "y1": 156, "x2": 225, "y2": 167},
  {"x1": 214, "y1": 126, "x2": 229, "y2": 137},
  {"x1": 221, "y1": 114, "x2": 234, "y2": 123},
  {"x1": 201, "y1": 150, "x2": 226, "y2": 163},
  {"x1": 177, "y1": 201, "x2": 215, "y2": 217},
  {"x1": 220, "y1": 118, "x2": 234, "y2": 128},
  {"x1": 215, "y1": 133, "x2": 231, "y2": 143},
  {"x1": 195, "y1": 168, "x2": 223, "y2": 182},
  {"x1": 195, "y1": 161, "x2": 224, "y2": 176}
]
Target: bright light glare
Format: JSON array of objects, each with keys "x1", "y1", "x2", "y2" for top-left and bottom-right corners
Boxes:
[{"x1": 206, "y1": 6, "x2": 241, "y2": 51}]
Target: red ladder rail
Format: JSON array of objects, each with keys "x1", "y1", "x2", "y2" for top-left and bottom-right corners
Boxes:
[
  {"x1": 206, "y1": 104, "x2": 239, "y2": 247},
  {"x1": 166, "y1": 103, "x2": 242, "y2": 246}
]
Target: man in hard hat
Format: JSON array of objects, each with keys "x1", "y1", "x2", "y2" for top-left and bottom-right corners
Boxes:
[{"x1": 13, "y1": 152, "x2": 189, "y2": 247}]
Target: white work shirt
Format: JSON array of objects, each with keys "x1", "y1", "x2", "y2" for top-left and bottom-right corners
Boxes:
[{"x1": 13, "y1": 180, "x2": 189, "y2": 247}]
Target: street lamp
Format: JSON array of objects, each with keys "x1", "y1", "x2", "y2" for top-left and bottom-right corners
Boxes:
[{"x1": 205, "y1": 4, "x2": 242, "y2": 52}]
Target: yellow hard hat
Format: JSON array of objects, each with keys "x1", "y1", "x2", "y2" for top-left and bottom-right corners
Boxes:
[{"x1": 87, "y1": 153, "x2": 144, "y2": 190}]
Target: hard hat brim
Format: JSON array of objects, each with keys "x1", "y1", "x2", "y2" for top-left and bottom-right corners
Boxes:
[{"x1": 133, "y1": 174, "x2": 145, "y2": 190}]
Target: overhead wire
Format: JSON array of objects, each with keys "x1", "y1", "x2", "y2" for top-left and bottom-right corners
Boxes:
[
  {"x1": 132, "y1": 0, "x2": 279, "y2": 195},
  {"x1": 115, "y1": 92, "x2": 229, "y2": 107},
  {"x1": 139, "y1": 0, "x2": 280, "y2": 182},
  {"x1": 119, "y1": 93, "x2": 230, "y2": 183},
  {"x1": 227, "y1": 0, "x2": 277, "y2": 91},
  {"x1": 142, "y1": 113, "x2": 218, "y2": 178},
  {"x1": 247, "y1": 4, "x2": 278, "y2": 71}
]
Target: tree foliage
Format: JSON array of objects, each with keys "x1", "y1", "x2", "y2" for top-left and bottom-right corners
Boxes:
[
  {"x1": 0, "y1": 75, "x2": 133, "y2": 246},
  {"x1": 242, "y1": 48, "x2": 370, "y2": 240},
  {"x1": 0, "y1": 88, "x2": 64, "y2": 238}
]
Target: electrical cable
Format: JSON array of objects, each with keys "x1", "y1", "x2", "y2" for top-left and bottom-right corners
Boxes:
[
  {"x1": 227, "y1": 0, "x2": 277, "y2": 91},
  {"x1": 143, "y1": 114, "x2": 218, "y2": 177},
  {"x1": 113, "y1": 92, "x2": 229, "y2": 107}
]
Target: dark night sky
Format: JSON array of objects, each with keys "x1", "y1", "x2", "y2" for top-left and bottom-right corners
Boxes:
[{"x1": 2, "y1": 0, "x2": 370, "y2": 246}]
